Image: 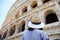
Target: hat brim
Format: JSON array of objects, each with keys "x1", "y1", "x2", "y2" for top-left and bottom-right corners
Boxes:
[{"x1": 28, "y1": 21, "x2": 44, "y2": 28}]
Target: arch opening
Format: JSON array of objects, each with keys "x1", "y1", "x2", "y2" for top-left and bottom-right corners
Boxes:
[
  {"x1": 22, "y1": 6, "x2": 27, "y2": 13},
  {"x1": 15, "y1": 11, "x2": 20, "y2": 18},
  {"x1": 18, "y1": 21, "x2": 25, "y2": 33},
  {"x1": 22, "y1": 23, "x2": 25, "y2": 31},
  {"x1": 42, "y1": 0, "x2": 50, "y2": 3},
  {"x1": 9, "y1": 25, "x2": 16, "y2": 36},
  {"x1": 55, "y1": 39, "x2": 60, "y2": 40},
  {"x1": 31, "y1": 1, "x2": 37, "y2": 8},
  {"x1": 46, "y1": 13, "x2": 58, "y2": 24},
  {"x1": 2, "y1": 32, "x2": 7, "y2": 39},
  {"x1": 58, "y1": 2, "x2": 60, "y2": 5}
]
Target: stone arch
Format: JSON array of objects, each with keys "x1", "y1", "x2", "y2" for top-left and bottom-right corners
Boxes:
[
  {"x1": 22, "y1": 6, "x2": 27, "y2": 13},
  {"x1": 31, "y1": 1, "x2": 37, "y2": 8},
  {"x1": 42, "y1": 0, "x2": 50, "y2": 3},
  {"x1": 2, "y1": 30, "x2": 7, "y2": 39},
  {"x1": 44, "y1": 9, "x2": 59, "y2": 24},
  {"x1": 9, "y1": 25, "x2": 16, "y2": 36},
  {"x1": 15, "y1": 11, "x2": 20, "y2": 18},
  {"x1": 18, "y1": 20, "x2": 25, "y2": 33}
]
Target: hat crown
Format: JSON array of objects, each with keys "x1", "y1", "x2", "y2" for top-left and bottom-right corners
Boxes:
[{"x1": 31, "y1": 16, "x2": 40, "y2": 23}]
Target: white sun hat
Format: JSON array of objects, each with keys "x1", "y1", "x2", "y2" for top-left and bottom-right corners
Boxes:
[{"x1": 28, "y1": 16, "x2": 45, "y2": 28}]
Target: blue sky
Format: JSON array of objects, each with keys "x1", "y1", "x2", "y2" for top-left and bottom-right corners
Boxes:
[{"x1": 0, "y1": 0, "x2": 16, "y2": 29}]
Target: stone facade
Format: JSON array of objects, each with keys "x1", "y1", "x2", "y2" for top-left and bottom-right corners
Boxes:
[{"x1": 0, "y1": 0, "x2": 60, "y2": 40}]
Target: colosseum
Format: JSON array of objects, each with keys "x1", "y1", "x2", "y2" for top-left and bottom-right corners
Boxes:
[{"x1": 0, "y1": 0, "x2": 60, "y2": 40}]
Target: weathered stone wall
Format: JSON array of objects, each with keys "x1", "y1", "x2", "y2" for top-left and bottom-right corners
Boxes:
[{"x1": 0, "y1": 0, "x2": 60, "y2": 40}]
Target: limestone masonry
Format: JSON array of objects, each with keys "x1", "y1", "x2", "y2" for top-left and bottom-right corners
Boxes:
[{"x1": 0, "y1": 0, "x2": 60, "y2": 40}]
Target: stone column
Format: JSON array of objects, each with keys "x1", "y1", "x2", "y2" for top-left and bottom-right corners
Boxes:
[
  {"x1": 14, "y1": 10, "x2": 16, "y2": 19},
  {"x1": 25, "y1": 19, "x2": 28, "y2": 30},
  {"x1": 37, "y1": 0, "x2": 43, "y2": 6},
  {"x1": 39, "y1": 12, "x2": 45, "y2": 23},
  {"x1": 20, "y1": 9, "x2": 22, "y2": 15},
  {"x1": 55, "y1": 1, "x2": 60, "y2": 21},
  {"x1": 15, "y1": 22, "x2": 19, "y2": 34},
  {"x1": 27, "y1": 3, "x2": 32, "y2": 11},
  {"x1": 7, "y1": 28, "x2": 10, "y2": 37}
]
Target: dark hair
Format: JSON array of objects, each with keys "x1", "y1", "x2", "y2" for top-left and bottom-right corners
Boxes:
[
  {"x1": 39, "y1": 28, "x2": 43, "y2": 30},
  {"x1": 28, "y1": 27, "x2": 34, "y2": 31}
]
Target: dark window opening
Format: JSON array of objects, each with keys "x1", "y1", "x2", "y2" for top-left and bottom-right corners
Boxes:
[
  {"x1": 55, "y1": 39, "x2": 60, "y2": 40},
  {"x1": 43, "y1": 0, "x2": 50, "y2": 3},
  {"x1": 46, "y1": 13, "x2": 58, "y2": 24},
  {"x1": 2, "y1": 32, "x2": 7, "y2": 39},
  {"x1": 22, "y1": 6, "x2": 27, "y2": 13},
  {"x1": 58, "y1": 2, "x2": 60, "y2": 5},
  {"x1": 0, "y1": 34, "x2": 1, "y2": 39},
  {"x1": 31, "y1": 1, "x2": 37, "y2": 8},
  {"x1": 22, "y1": 23, "x2": 25, "y2": 31},
  {"x1": 10, "y1": 25, "x2": 16, "y2": 36},
  {"x1": 18, "y1": 22, "x2": 25, "y2": 33}
]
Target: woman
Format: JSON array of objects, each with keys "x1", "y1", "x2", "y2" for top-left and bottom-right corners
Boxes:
[{"x1": 22, "y1": 16, "x2": 49, "y2": 40}]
